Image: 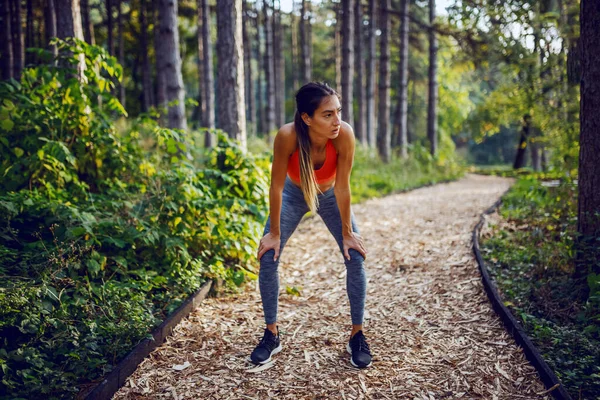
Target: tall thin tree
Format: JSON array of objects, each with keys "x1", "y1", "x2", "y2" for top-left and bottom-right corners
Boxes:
[
  {"x1": 263, "y1": 0, "x2": 275, "y2": 135},
  {"x1": 577, "y1": 0, "x2": 600, "y2": 290},
  {"x1": 10, "y1": 0, "x2": 23, "y2": 79},
  {"x1": 341, "y1": 0, "x2": 354, "y2": 128},
  {"x1": 157, "y1": 0, "x2": 187, "y2": 130},
  {"x1": 56, "y1": 0, "x2": 85, "y2": 78},
  {"x1": 242, "y1": 0, "x2": 256, "y2": 135},
  {"x1": 26, "y1": 0, "x2": 33, "y2": 64},
  {"x1": 81, "y1": 0, "x2": 95, "y2": 45},
  {"x1": 335, "y1": 2, "x2": 341, "y2": 91},
  {"x1": 427, "y1": 0, "x2": 438, "y2": 156},
  {"x1": 366, "y1": 0, "x2": 376, "y2": 148},
  {"x1": 273, "y1": 0, "x2": 285, "y2": 127},
  {"x1": 216, "y1": 0, "x2": 247, "y2": 148},
  {"x1": 377, "y1": 0, "x2": 390, "y2": 162},
  {"x1": 1, "y1": 0, "x2": 13, "y2": 80},
  {"x1": 291, "y1": 0, "x2": 299, "y2": 90},
  {"x1": 117, "y1": 0, "x2": 125, "y2": 106},
  {"x1": 140, "y1": 0, "x2": 153, "y2": 112},
  {"x1": 200, "y1": 0, "x2": 215, "y2": 147},
  {"x1": 106, "y1": 0, "x2": 113, "y2": 55},
  {"x1": 45, "y1": 0, "x2": 57, "y2": 57},
  {"x1": 354, "y1": 0, "x2": 366, "y2": 144},
  {"x1": 300, "y1": 0, "x2": 311, "y2": 83},
  {"x1": 395, "y1": 0, "x2": 409, "y2": 158}
]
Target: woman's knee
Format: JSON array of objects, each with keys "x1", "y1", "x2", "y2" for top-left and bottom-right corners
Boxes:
[
  {"x1": 259, "y1": 249, "x2": 279, "y2": 271},
  {"x1": 344, "y1": 248, "x2": 365, "y2": 266}
]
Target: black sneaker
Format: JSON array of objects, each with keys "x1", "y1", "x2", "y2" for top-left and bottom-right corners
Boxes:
[
  {"x1": 346, "y1": 330, "x2": 372, "y2": 368},
  {"x1": 250, "y1": 328, "x2": 282, "y2": 365}
]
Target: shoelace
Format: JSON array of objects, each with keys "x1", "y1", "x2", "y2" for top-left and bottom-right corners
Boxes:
[{"x1": 354, "y1": 334, "x2": 371, "y2": 354}]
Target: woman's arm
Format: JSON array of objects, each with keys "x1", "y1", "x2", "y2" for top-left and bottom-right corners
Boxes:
[
  {"x1": 334, "y1": 123, "x2": 367, "y2": 260},
  {"x1": 257, "y1": 125, "x2": 296, "y2": 261}
]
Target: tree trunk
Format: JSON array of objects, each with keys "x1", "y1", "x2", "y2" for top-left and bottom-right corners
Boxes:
[
  {"x1": 140, "y1": 0, "x2": 153, "y2": 112},
  {"x1": 335, "y1": 2, "x2": 341, "y2": 91},
  {"x1": 56, "y1": 0, "x2": 85, "y2": 78},
  {"x1": 341, "y1": 0, "x2": 354, "y2": 128},
  {"x1": 25, "y1": 0, "x2": 33, "y2": 64},
  {"x1": 273, "y1": 1, "x2": 285, "y2": 127},
  {"x1": 291, "y1": 0, "x2": 299, "y2": 91},
  {"x1": 157, "y1": 0, "x2": 187, "y2": 131},
  {"x1": 366, "y1": 0, "x2": 376, "y2": 148},
  {"x1": 300, "y1": 0, "x2": 311, "y2": 83},
  {"x1": 1, "y1": 0, "x2": 13, "y2": 80},
  {"x1": 242, "y1": 0, "x2": 256, "y2": 135},
  {"x1": 262, "y1": 0, "x2": 275, "y2": 135},
  {"x1": 45, "y1": 0, "x2": 57, "y2": 57},
  {"x1": 354, "y1": 0, "x2": 366, "y2": 144},
  {"x1": 106, "y1": 0, "x2": 113, "y2": 55},
  {"x1": 154, "y1": 0, "x2": 166, "y2": 110},
  {"x1": 395, "y1": 0, "x2": 409, "y2": 158},
  {"x1": 577, "y1": 0, "x2": 600, "y2": 288},
  {"x1": 200, "y1": 0, "x2": 215, "y2": 148},
  {"x1": 427, "y1": 0, "x2": 438, "y2": 156},
  {"x1": 254, "y1": 1, "x2": 264, "y2": 135},
  {"x1": 81, "y1": 0, "x2": 95, "y2": 45},
  {"x1": 377, "y1": 0, "x2": 390, "y2": 162},
  {"x1": 10, "y1": 0, "x2": 23, "y2": 79},
  {"x1": 216, "y1": 0, "x2": 247, "y2": 148},
  {"x1": 117, "y1": 0, "x2": 125, "y2": 106}
]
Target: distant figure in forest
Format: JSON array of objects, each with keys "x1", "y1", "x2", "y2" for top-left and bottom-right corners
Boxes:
[
  {"x1": 249, "y1": 82, "x2": 372, "y2": 369},
  {"x1": 513, "y1": 114, "x2": 531, "y2": 169}
]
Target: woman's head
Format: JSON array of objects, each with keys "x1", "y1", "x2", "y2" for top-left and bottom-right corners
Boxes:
[{"x1": 293, "y1": 82, "x2": 342, "y2": 213}]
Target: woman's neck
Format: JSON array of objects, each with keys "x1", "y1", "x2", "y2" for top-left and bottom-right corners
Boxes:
[{"x1": 308, "y1": 130, "x2": 328, "y2": 152}]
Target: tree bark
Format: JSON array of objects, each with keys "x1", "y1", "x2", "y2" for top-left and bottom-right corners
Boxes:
[
  {"x1": 577, "y1": 0, "x2": 600, "y2": 286},
  {"x1": 395, "y1": 0, "x2": 409, "y2": 158},
  {"x1": 300, "y1": 0, "x2": 311, "y2": 83},
  {"x1": 154, "y1": 0, "x2": 166, "y2": 110},
  {"x1": 117, "y1": 0, "x2": 125, "y2": 106},
  {"x1": 366, "y1": 0, "x2": 376, "y2": 148},
  {"x1": 26, "y1": 0, "x2": 33, "y2": 64},
  {"x1": 242, "y1": 0, "x2": 256, "y2": 135},
  {"x1": 291, "y1": 0, "x2": 299, "y2": 91},
  {"x1": 255, "y1": 1, "x2": 265, "y2": 135},
  {"x1": 106, "y1": 0, "x2": 113, "y2": 55},
  {"x1": 200, "y1": 0, "x2": 215, "y2": 148},
  {"x1": 334, "y1": 2, "x2": 341, "y2": 91},
  {"x1": 1, "y1": 0, "x2": 13, "y2": 80},
  {"x1": 262, "y1": 0, "x2": 275, "y2": 135},
  {"x1": 56, "y1": 0, "x2": 85, "y2": 79},
  {"x1": 354, "y1": 0, "x2": 366, "y2": 144},
  {"x1": 81, "y1": 0, "x2": 95, "y2": 45},
  {"x1": 427, "y1": 0, "x2": 438, "y2": 156},
  {"x1": 140, "y1": 0, "x2": 153, "y2": 112},
  {"x1": 341, "y1": 0, "x2": 354, "y2": 128},
  {"x1": 377, "y1": 0, "x2": 390, "y2": 162},
  {"x1": 216, "y1": 0, "x2": 247, "y2": 148},
  {"x1": 10, "y1": 0, "x2": 23, "y2": 79},
  {"x1": 157, "y1": 0, "x2": 187, "y2": 131},
  {"x1": 45, "y1": 0, "x2": 57, "y2": 57},
  {"x1": 273, "y1": 1, "x2": 285, "y2": 127}
]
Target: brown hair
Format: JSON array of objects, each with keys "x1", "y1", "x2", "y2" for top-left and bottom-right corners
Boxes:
[{"x1": 293, "y1": 82, "x2": 340, "y2": 213}]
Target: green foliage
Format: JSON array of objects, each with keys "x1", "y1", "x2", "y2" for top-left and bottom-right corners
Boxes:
[
  {"x1": 481, "y1": 175, "x2": 600, "y2": 398},
  {"x1": 0, "y1": 41, "x2": 269, "y2": 399},
  {"x1": 350, "y1": 142, "x2": 465, "y2": 203}
]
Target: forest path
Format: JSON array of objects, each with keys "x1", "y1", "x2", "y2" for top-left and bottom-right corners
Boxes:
[{"x1": 114, "y1": 173, "x2": 552, "y2": 400}]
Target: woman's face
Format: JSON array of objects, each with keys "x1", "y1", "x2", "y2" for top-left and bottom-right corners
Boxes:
[{"x1": 302, "y1": 95, "x2": 342, "y2": 140}]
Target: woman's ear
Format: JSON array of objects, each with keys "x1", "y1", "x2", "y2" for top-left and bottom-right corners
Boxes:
[{"x1": 301, "y1": 113, "x2": 311, "y2": 126}]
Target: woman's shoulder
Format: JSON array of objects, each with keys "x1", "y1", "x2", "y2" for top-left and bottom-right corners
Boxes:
[
  {"x1": 274, "y1": 123, "x2": 298, "y2": 155},
  {"x1": 332, "y1": 121, "x2": 355, "y2": 151}
]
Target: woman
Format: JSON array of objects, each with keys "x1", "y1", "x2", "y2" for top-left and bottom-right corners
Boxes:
[{"x1": 249, "y1": 82, "x2": 371, "y2": 369}]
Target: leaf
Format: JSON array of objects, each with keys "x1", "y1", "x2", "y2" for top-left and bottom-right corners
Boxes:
[
  {"x1": 0, "y1": 118, "x2": 14, "y2": 131},
  {"x1": 13, "y1": 147, "x2": 24, "y2": 157}
]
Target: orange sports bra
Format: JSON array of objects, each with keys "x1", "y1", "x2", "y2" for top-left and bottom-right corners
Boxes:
[{"x1": 287, "y1": 140, "x2": 337, "y2": 184}]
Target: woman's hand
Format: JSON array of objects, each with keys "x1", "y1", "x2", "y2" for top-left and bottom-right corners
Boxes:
[
  {"x1": 257, "y1": 232, "x2": 282, "y2": 261},
  {"x1": 342, "y1": 232, "x2": 367, "y2": 261}
]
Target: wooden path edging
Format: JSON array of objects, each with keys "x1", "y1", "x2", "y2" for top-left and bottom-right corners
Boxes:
[
  {"x1": 82, "y1": 280, "x2": 213, "y2": 400},
  {"x1": 473, "y1": 197, "x2": 573, "y2": 400}
]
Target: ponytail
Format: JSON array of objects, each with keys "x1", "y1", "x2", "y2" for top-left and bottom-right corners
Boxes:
[{"x1": 294, "y1": 111, "x2": 321, "y2": 214}]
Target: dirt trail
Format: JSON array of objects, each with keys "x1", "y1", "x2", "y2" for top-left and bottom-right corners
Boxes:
[{"x1": 114, "y1": 173, "x2": 551, "y2": 400}]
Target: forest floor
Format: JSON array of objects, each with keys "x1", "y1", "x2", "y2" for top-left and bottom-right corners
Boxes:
[{"x1": 113, "y1": 173, "x2": 553, "y2": 400}]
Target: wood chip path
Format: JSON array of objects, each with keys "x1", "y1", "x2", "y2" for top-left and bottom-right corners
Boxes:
[{"x1": 113, "y1": 173, "x2": 553, "y2": 400}]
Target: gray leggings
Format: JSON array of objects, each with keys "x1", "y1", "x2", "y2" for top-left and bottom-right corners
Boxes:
[{"x1": 259, "y1": 177, "x2": 367, "y2": 326}]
